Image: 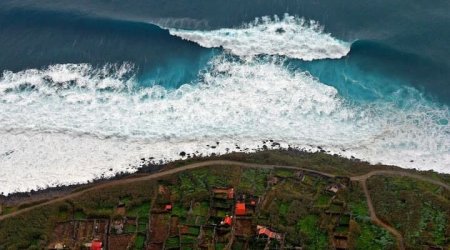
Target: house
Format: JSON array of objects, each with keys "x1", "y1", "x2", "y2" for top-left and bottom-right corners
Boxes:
[
  {"x1": 327, "y1": 183, "x2": 344, "y2": 193},
  {"x1": 112, "y1": 220, "x2": 124, "y2": 234},
  {"x1": 333, "y1": 235, "x2": 349, "y2": 250},
  {"x1": 235, "y1": 202, "x2": 246, "y2": 216},
  {"x1": 257, "y1": 225, "x2": 282, "y2": 240},
  {"x1": 294, "y1": 171, "x2": 305, "y2": 181},
  {"x1": 267, "y1": 176, "x2": 279, "y2": 186},
  {"x1": 90, "y1": 240, "x2": 102, "y2": 250},
  {"x1": 221, "y1": 215, "x2": 233, "y2": 226},
  {"x1": 212, "y1": 187, "x2": 235, "y2": 200},
  {"x1": 164, "y1": 204, "x2": 172, "y2": 212},
  {"x1": 227, "y1": 188, "x2": 235, "y2": 199},
  {"x1": 49, "y1": 243, "x2": 65, "y2": 250},
  {"x1": 116, "y1": 202, "x2": 125, "y2": 215}
]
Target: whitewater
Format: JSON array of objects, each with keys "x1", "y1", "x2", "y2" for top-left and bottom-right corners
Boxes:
[{"x1": 0, "y1": 15, "x2": 449, "y2": 195}]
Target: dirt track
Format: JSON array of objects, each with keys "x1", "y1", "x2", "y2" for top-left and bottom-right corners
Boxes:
[
  {"x1": 350, "y1": 170, "x2": 450, "y2": 191},
  {"x1": 1, "y1": 160, "x2": 449, "y2": 249},
  {"x1": 351, "y1": 170, "x2": 449, "y2": 250},
  {"x1": 0, "y1": 160, "x2": 311, "y2": 221}
]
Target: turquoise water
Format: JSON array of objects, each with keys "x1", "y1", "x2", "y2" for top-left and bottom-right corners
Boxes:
[{"x1": 0, "y1": 0, "x2": 449, "y2": 194}]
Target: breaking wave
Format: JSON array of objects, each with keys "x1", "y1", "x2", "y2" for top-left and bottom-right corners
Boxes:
[
  {"x1": 0, "y1": 13, "x2": 449, "y2": 195},
  {"x1": 1, "y1": 55, "x2": 449, "y2": 194},
  {"x1": 169, "y1": 14, "x2": 350, "y2": 60}
]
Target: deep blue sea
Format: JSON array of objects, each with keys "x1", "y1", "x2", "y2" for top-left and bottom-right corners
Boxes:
[{"x1": 0, "y1": 0, "x2": 449, "y2": 194}]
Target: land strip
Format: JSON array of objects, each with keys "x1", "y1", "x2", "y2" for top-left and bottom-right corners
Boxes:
[{"x1": 1, "y1": 160, "x2": 449, "y2": 249}]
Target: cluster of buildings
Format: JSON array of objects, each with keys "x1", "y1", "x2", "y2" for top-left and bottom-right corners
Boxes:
[{"x1": 47, "y1": 167, "x2": 354, "y2": 249}]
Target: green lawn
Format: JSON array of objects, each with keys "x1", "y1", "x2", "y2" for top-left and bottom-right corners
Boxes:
[
  {"x1": 297, "y1": 215, "x2": 328, "y2": 248},
  {"x1": 315, "y1": 193, "x2": 332, "y2": 207},
  {"x1": 172, "y1": 203, "x2": 188, "y2": 218},
  {"x1": 278, "y1": 202, "x2": 289, "y2": 217},
  {"x1": 192, "y1": 202, "x2": 209, "y2": 216},
  {"x1": 127, "y1": 202, "x2": 151, "y2": 218},
  {"x1": 165, "y1": 237, "x2": 180, "y2": 248},
  {"x1": 74, "y1": 210, "x2": 87, "y2": 220},
  {"x1": 356, "y1": 222, "x2": 395, "y2": 249},
  {"x1": 134, "y1": 234, "x2": 145, "y2": 250}
]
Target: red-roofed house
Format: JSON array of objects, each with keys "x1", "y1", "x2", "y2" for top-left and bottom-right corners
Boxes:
[
  {"x1": 257, "y1": 225, "x2": 282, "y2": 240},
  {"x1": 235, "y1": 202, "x2": 246, "y2": 216},
  {"x1": 165, "y1": 204, "x2": 172, "y2": 211},
  {"x1": 222, "y1": 215, "x2": 233, "y2": 226},
  {"x1": 90, "y1": 240, "x2": 102, "y2": 250}
]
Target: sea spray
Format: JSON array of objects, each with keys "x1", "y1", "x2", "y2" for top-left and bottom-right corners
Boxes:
[
  {"x1": 169, "y1": 14, "x2": 350, "y2": 60},
  {"x1": 1, "y1": 54, "x2": 449, "y2": 194}
]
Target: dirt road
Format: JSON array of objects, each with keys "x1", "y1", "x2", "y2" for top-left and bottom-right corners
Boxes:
[
  {"x1": 0, "y1": 160, "x2": 333, "y2": 221},
  {"x1": 351, "y1": 170, "x2": 450, "y2": 191},
  {"x1": 1, "y1": 160, "x2": 449, "y2": 250},
  {"x1": 351, "y1": 170, "x2": 449, "y2": 250}
]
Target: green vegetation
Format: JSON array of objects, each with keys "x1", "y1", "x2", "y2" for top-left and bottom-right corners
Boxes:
[
  {"x1": 172, "y1": 203, "x2": 188, "y2": 218},
  {"x1": 315, "y1": 193, "x2": 332, "y2": 207},
  {"x1": 192, "y1": 201, "x2": 209, "y2": 216},
  {"x1": 368, "y1": 175, "x2": 450, "y2": 248},
  {"x1": 0, "y1": 202, "x2": 63, "y2": 249},
  {"x1": 187, "y1": 226, "x2": 200, "y2": 235},
  {"x1": 134, "y1": 233, "x2": 145, "y2": 249},
  {"x1": 278, "y1": 202, "x2": 289, "y2": 217},
  {"x1": 1, "y1": 150, "x2": 449, "y2": 249},
  {"x1": 180, "y1": 234, "x2": 196, "y2": 244},
  {"x1": 355, "y1": 222, "x2": 395, "y2": 249},
  {"x1": 274, "y1": 169, "x2": 294, "y2": 178},
  {"x1": 238, "y1": 168, "x2": 268, "y2": 195},
  {"x1": 165, "y1": 236, "x2": 180, "y2": 248},
  {"x1": 127, "y1": 201, "x2": 151, "y2": 218},
  {"x1": 125, "y1": 223, "x2": 137, "y2": 233},
  {"x1": 297, "y1": 215, "x2": 328, "y2": 248},
  {"x1": 74, "y1": 209, "x2": 87, "y2": 220},
  {"x1": 138, "y1": 222, "x2": 147, "y2": 232}
]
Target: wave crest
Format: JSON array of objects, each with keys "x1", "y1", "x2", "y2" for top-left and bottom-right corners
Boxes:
[
  {"x1": 169, "y1": 14, "x2": 350, "y2": 60},
  {"x1": 1, "y1": 56, "x2": 449, "y2": 194}
]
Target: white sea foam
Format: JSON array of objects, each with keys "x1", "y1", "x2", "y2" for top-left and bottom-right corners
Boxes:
[
  {"x1": 169, "y1": 14, "x2": 350, "y2": 60},
  {"x1": 0, "y1": 56, "x2": 449, "y2": 194}
]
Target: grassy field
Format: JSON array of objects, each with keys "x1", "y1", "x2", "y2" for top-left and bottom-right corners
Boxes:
[
  {"x1": 368, "y1": 175, "x2": 450, "y2": 248},
  {"x1": 0, "y1": 150, "x2": 449, "y2": 249}
]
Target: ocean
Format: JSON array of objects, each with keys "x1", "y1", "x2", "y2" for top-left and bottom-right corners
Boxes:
[{"x1": 0, "y1": 0, "x2": 449, "y2": 195}]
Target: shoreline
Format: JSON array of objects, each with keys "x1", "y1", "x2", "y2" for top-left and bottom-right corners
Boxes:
[
  {"x1": 2, "y1": 131, "x2": 449, "y2": 196},
  {"x1": 2, "y1": 148, "x2": 449, "y2": 207}
]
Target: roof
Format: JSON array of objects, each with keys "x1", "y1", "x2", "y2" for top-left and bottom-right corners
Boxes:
[
  {"x1": 165, "y1": 204, "x2": 172, "y2": 210},
  {"x1": 223, "y1": 215, "x2": 233, "y2": 226},
  {"x1": 227, "y1": 188, "x2": 234, "y2": 199},
  {"x1": 91, "y1": 241, "x2": 102, "y2": 250},
  {"x1": 257, "y1": 225, "x2": 281, "y2": 240},
  {"x1": 54, "y1": 243, "x2": 64, "y2": 250},
  {"x1": 235, "y1": 202, "x2": 246, "y2": 216},
  {"x1": 212, "y1": 187, "x2": 235, "y2": 199}
]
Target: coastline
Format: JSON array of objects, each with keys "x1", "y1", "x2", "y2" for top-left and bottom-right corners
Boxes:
[{"x1": 2, "y1": 148, "x2": 449, "y2": 207}]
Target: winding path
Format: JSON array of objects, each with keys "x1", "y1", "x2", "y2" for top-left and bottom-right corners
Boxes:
[
  {"x1": 350, "y1": 170, "x2": 450, "y2": 191},
  {"x1": 350, "y1": 170, "x2": 449, "y2": 250},
  {"x1": 0, "y1": 160, "x2": 313, "y2": 221},
  {"x1": 1, "y1": 160, "x2": 449, "y2": 250}
]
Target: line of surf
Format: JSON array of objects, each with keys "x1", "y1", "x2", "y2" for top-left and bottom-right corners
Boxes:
[
  {"x1": 168, "y1": 14, "x2": 350, "y2": 61},
  {"x1": 1, "y1": 55, "x2": 449, "y2": 195}
]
